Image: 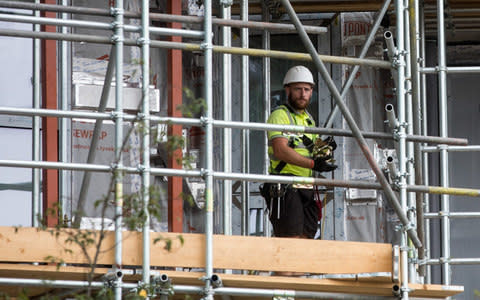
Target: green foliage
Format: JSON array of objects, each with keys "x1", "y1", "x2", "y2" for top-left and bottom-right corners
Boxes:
[
  {"x1": 178, "y1": 87, "x2": 206, "y2": 118},
  {"x1": 16, "y1": 87, "x2": 204, "y2": 300}
]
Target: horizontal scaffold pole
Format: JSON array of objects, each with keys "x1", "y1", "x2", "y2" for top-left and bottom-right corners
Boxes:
[
  {"x1": 0, "y1": 0, "x2": 327, "y2": 34},
  {"x1": 0, "y1": 159, "x2": 478, "y2": 198},
  {"x1": 0, "y1": 106, "x2": 468, "y2": 146},
  {"x1": 0, "y1": 28, "x2": 391, "y2": 69}
]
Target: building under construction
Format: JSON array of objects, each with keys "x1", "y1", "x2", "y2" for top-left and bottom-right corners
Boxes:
[{"x1": 0, "y1": 0, "x2": 479, "y2": 299}]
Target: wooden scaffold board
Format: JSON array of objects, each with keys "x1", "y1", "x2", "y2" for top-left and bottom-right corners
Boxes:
[{"x1": 0, "y1": 226, "x2": 463, "y2": 299}]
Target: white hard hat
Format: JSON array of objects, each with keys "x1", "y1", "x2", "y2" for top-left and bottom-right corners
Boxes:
[{"x1": 283, "y1": 65, "x2": 315, "y2": 86}]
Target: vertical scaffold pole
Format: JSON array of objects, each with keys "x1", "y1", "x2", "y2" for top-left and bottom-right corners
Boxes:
[
  {"x1": 409, "y1": 0, "x2": 426, "y2": 279},
  {"x1": 203, "y1": 0, "x2": 214, "y2": 299},
  {"x1": 241, "y1": 0, "x2": 250, "y2": 236},
  {"x1": 59, "y1": 0, "x2": 69, "y2": 223},
  {"x1": 113, "y1": 0, "x2": 124, "y2": 298},
  {"x1": 419, "y1": 2, "x2": 432, "y2": 282},
  {"x1": 261, "y1": 1, "x2": 272, "y2": 237},
  {"x1": 436, "y1": 0, "x2": 451, "y2": 287},
  {"x1": 395, "y1": 0, "x2": 411, "y2": 297},
  {"x1": 32, "y1": 0, "x2": 41, "y2": 227},
  {"x1": 404, "y1": 0, "x2": 417, "y2": 283},
  {"x1": 140, "y1": 0, "x2": 151, "y2": 288},
  {"x1": 221, "y1": 0, "x2": 233, "y2": 237}
]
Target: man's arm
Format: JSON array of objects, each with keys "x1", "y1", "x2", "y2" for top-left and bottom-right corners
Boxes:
[{"x1": 271, "y1": 137, "x2": 313, "y2": 169}]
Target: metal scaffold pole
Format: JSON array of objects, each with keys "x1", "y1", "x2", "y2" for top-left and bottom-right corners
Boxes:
[
  {"x1": 409, "y1": 0, "x2": 426, "y2": 279},
  {"x1": 261, "y1": 0, "x2": 272, "y2": 237},
  {"x1": 113, "y1": 0, "x2": 124, "y2": 298},
  {"x1": 221, "y1": 0, "x2": 233, "y2": 237},
  {"x1": 59, "y1": 0, "x2": 70, "y2": 221},
  {"x1": 419, "y1": 1, "x2": 432, "y2": 283},
  {"x1": 404, "y1": 0, "x2": 417, "y2": 284},
  {"x1": 140, "y1": 0, "x2": 151, "y2": 289},
  {"x1": 203, "y1": 0, "x2": 214, "y2": 299},
  {"x1": 394, "y1": 0, "x2": 411, "y2": 296},
  {"x1": 240, "y1": 0, "x2": 250, "y2": 237},
  {"x1": 32, "y1": 0, "x2": 41, "y2": 227},
  {"x1": 436, "y1": 0, "x2": 452, "y2": 288}
]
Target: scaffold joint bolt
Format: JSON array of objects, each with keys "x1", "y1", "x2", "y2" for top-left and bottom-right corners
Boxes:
[
  {"x1": 200, "y1": 42, "x2": 212, "y2": 50},
  {"x1": 199, "y1": 116, "x2": 209, "y2": 126},
  {"x1": 111, "y1": 34, "x2": 125, "y2": 43},
  {"x1": 436, "y1": 66, "x2": 448, "y2": 72},
  {"x1": 437, "y1": 144, "x2": 448, "y2": 151},
  {"x1": 408, "y1": 206, "x2": 417, "y2": 214},
  {"x1": 400, "y1": 286, "x2": 412, "y2": 294},
  {"x1": 137, "y1": 37, "x2": 150, "y2": 46},
  {"x1": 136, "y1": 112, "x2": 146, "y2": 120},
  {"x1": 439, "y1": 256, "x2": 451, "y2": 264},
  {"x1": 200, "y1": 168, "x2": 211, "y2": 179},
  {"x1": 110, "y1": 7, "x2": 124, "y2": 16},
  {"x1": 403, "y1": 222, "x2": 415, "y2": 232}
]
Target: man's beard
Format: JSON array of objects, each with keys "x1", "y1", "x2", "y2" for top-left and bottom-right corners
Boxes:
[{"x1": 287, "y1": 94, "x2": 309, "y2": 111}]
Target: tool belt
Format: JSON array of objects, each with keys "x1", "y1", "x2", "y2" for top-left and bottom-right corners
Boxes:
[{"x1": 259, "y1": 182, "x2": 292, "y2": 219}]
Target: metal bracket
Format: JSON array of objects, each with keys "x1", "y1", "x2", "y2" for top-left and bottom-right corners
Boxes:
[
  {"x1": 151, "y1": 274, "x2": 173, "y2": 297},
  {"x1": 103, "y1": 270, "x2": 123, "y2": 288},
  {"x1": 392, "y1": 245, "x2": 400, "y2": 283}
]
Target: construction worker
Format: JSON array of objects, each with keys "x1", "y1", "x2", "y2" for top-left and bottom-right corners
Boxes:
[{"x1": 262, "y1": 65, "x2": 337, "y2": 241}]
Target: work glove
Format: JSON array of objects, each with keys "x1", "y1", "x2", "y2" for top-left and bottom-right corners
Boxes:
[
  {"x1": 322, "y1": 136, "x2": 337, "y2": 151},
  {"x1": 312, "y1": 136, "x2": 337, "y2": 159},
  {"x1": 312, "y1": 156, "x2": 338, "y2": 172}
]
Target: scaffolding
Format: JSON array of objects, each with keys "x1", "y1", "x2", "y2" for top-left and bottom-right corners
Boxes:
[{"x1": 0, "y1": 0, "x2": 479, "y2": 299}]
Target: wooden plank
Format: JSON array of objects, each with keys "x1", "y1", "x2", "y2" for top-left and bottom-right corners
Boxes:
[
  {"x1": 0, "y1": 265, "x2": 463, "y2": 299},
  {"x1": 0, "y1": 227, "x2": 464, "y2": 298},
  {"x1": 409, "y1": 283, "x2": 465, "y2": 298},
  {"x1": 0, "y1": 227, "x2": 392, "y2": 275},
  {"x1": 0, "y1": 227, "x2": 116, "y2": 264}
]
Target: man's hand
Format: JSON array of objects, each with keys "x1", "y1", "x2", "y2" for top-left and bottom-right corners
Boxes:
[
  {"x1": 323, "y1": 136, "x2": 337, "y2": 151},
  {"x1": 312, "y1": 156, "x2": 337, "y2": 172}
]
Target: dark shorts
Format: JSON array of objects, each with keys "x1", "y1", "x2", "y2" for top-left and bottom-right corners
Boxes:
[{"x1": 268, "y1": 187, "x2": 318, "y2": 239}]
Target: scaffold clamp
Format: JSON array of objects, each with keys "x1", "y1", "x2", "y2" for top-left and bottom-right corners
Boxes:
[
  {"x1": 110, "y1": 7, "x2": 124, "y2": 16},
  {"x1": 220, "y1": 0, "x2": 233, "y2": 7}
]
